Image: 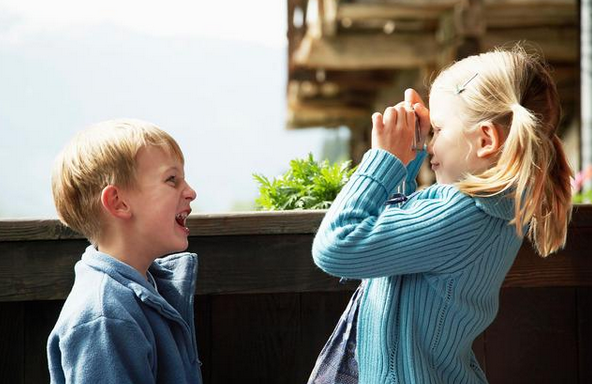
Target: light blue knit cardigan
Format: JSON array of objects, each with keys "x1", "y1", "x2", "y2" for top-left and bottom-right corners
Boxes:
[{"x1": 312, "y1": 149, "x2": 523, "y2": 383}]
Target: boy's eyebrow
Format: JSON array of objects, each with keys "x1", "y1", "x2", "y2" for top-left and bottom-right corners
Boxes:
[{"x1": 162, "y1": 165, "x2": 184, "y2": 175}]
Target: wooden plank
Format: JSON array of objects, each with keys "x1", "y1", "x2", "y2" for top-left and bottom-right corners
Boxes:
[
  {"x1": 320, "y1": 0, "x2": 338, "y2": 37},
  {"x1": 297, "y1": 290, "x2": 356, "y2": 382},
  {"x1": 0, "y1": 219, "x2": 81, "y2": 241},
  {"x1": 484, "y1": 0, "x2": 575, "y2": 6},
  {"x1": 353, "y1": 0, "x2": 461, "y2": 7},
  {"x1": 209, "y1": 293, "x2": 301, "y2": 384},
  {"x1": 571, "y1": 204, "x2": 592, "y2": 226},
  {"x1": 287, "y1": 103, "x2": 370, "y2": 129},
  {"x1": 485, "y1": 287, "x2": 578, "y2": 383},
  {"x1": 292, "y1": 33, "x2": 439, "y2": 70},
  {"x1": 0, "y1": 229, "x2": 591, "y2": 302},
  {"x1": 578, "y1": 287, "x2": 592, "y2": 383},
  {"x1": 288, "y1": 80, "x2": 376, "y2": 102},
  {"x1": 337, "y1": 3, "x2": 458, "y2": 21},
  {"x1": 290, "y1": 68, "x2": 397, "y2": 88},
  {"x1": 1, "y1": 207, "x2": 590, "y2": 301},
  {"x1": 0, "y1": 302, "x2": 24, "y2": 384},
  {"x1": 472, "y1": 333, "x2": 487, "y2": 373},
  {"x1": 24, "y1": 301, "x2": 63, "y2": 384},
  {"x1": 194, "y1": 295, "x2": 211, "y2": 384},
  {"x1": 502, "y1": 224, "x2": 592, "y2": 288},
  {"x1": 0, "y1": 235, "x2": 359, "y2": 301},
  {"x1": 0, "y1": 240, "x2": 85, "y2": 301},
  {"x1": 3, "y1": 206, "x2": 590, "y2": 242},
  {"x1": 485, "y1": 3, "x2": 577, "y2": 28},
  {"x1": 189, "y1": 235, "x2": 358, "y2": 295},
  {"x1": 0, "y1": 211, "x2": 327, "y2": 242},
  {"x1": 481, "y1": 27, "x2": 579, "y2": 63}
]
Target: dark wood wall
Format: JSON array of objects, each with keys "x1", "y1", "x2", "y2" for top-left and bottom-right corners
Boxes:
[{"x1": 1, "y1": 208, "x2": 591, "y2": 383}]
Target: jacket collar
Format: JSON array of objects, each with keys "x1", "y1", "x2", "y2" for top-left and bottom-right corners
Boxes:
[
  {"x1": 473, "y1": 192, "x2": 515, "y2": 221},
  {"x1": 81, "y1": 245, "x2": 198, "y2": 326}
]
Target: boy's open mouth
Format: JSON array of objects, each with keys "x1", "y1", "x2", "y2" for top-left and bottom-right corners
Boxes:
[{"x1": 175, "y1": 212, "x2": 189, "y2": 229}]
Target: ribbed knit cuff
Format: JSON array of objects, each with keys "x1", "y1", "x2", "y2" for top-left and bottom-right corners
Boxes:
[{"x1": 355, "y1": 149, "x2": 407, "y2": 196}]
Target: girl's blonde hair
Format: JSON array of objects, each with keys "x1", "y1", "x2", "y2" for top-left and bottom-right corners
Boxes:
[
  {"x1": 431, "y1": 45, "x2": 572, "y2": 257},
  {"x1": 52, "y1": 119, "x2": 184, "y2": 245}
]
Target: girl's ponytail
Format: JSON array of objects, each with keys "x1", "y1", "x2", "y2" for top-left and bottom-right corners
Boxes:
[
  {"x1": 506, "y1": 103, "x2": 572, "y2": 256},
  {"x1": 538, "y1": 134, "x2": 573, "y2": 255}
]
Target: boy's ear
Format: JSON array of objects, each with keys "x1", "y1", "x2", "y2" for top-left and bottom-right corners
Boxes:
[
  {"x1": 100, "y1": 185, "x2": 132, "y2": 220},
  {"x1": 476, "y1": 122, "x2": 503, "y2": 158}
]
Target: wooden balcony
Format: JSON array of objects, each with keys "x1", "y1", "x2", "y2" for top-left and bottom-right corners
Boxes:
[{"x1": 1, "y1": 206, "x2": 591, "y2": 383}]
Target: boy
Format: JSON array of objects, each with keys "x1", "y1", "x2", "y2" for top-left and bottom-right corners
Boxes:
[{"x1": 47, "y1": 119, "x2": 202, "y2": 384}]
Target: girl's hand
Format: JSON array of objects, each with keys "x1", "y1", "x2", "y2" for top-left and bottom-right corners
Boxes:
[{"x1": 371, "y1": 88, "x2": 430, "y2": 165}]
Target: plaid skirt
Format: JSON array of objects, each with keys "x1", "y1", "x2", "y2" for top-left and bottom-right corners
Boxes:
[{"x1": 307, "y1": 283, "x2": 363, "y2": 384}]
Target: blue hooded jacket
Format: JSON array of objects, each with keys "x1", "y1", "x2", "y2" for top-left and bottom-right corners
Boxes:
[{"x1": 47, "y1": 245, "x2": 203, "y2": 384}]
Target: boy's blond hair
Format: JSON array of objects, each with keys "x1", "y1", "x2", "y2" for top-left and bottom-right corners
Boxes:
[
  {"x1": 431, "y1": 45, "x2": 572, "y2": 257},
  {"x1": 52, "y1": 119, "x2": 184, "y2": 245}
]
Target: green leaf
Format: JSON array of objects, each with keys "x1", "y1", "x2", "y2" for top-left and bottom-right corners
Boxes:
[{"x1": 252, "y1": 153, "x2": 355, "y2": 210}]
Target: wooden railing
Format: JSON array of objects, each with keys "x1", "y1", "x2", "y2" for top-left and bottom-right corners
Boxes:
[
  {"x1": 1, "y1": 206, "x2": 591, "y2": 383},
  {"x1": 1, "y1": 207, "x2": 591, "y2": 301}
]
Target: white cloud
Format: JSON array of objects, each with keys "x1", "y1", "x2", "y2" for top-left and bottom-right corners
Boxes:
[{"x1": 0, "y1": 0, "x2": 287, "y2": 47}]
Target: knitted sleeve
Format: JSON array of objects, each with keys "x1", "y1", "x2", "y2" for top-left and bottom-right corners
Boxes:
[
  {"x1": 312, "y1": 149, "x2": 487, "y2": 279},
  {"x1": 403, "y1": 148, "x2": 427, "y2": 195}
]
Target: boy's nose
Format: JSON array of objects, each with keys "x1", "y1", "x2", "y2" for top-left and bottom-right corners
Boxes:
[{"x1": 185, "y1": 183, "x2": 197, "y2": 201}]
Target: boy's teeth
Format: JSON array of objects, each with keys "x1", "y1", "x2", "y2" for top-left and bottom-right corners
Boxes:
[{"x1": 175, "y1": 213, "x2": 188, "y2": 226}]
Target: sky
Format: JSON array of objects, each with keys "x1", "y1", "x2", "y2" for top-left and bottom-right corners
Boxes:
[
  {"x1": 0, "y1": 0, "x2": 350, "y2": 218},
  {"x1": 0, "y1": 0, "x2": 287, "y2": 47}
]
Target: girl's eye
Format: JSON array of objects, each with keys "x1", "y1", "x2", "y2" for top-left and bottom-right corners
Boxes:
[{"x1": 166, "y1": 176, "x2": 176, "y2": 184}]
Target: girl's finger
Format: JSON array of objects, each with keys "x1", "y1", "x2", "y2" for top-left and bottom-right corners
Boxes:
[
  {"x1": 394, "y1": 100, "x2": 407, "y2": 109},
  {"x1": 413, "y1": 103, "x2": 431, "y2": 136},
  {"x1": 405, "y1": 88, "x2": 426, "y2": 106},
  {"x1": 405, "y1": 107, "x2": 416, "y2": 131},
  {"x1": 383, "y1": 107, "x2": 397, "y2": 128},
  {"x1": 394, "y1": 105, "x2": 406, "y2": 129},
  {"x1": 372, "y1": 112, "x2": 384, "y2": 131}
]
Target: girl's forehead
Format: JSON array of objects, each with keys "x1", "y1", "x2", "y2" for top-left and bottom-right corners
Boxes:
[
  {"x1": 429, "y1": 90, "x2": 464, "y2": 126},
  {"x1": 428, "y1": 91, "x2": 449, "y2": 118}
]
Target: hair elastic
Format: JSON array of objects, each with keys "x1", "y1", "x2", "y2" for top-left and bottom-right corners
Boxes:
[{"x1": 455, "y1": 72, "x2": 479, "y2": 95}]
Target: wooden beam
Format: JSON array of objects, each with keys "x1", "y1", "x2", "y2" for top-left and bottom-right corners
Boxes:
[
  {"x1": 349, "y1": 0, "x2": 461, "y2": 6},
  {"x1": 290, "y1": 69, "x2": 398, "y2": 90},
  {"x1": 287, "y1": 103, "x2": 370, "y2": 129},
  {"x1": 320, "y1": 0, "x2": 338, "y2": 36},
  {"x1": 292, "y1": 32, "x2": 439, "y2": 70},
  {"x1": 0, "y1": 211, "x2": 327, "y2": 241},
  {"x1": 337, "y1": 2, "x2": 459, "y2": 21},
  {"x1": 335, "y1": 1, "x2": 575, "y2": 26},
  {"x1": 481, "y1": 27, "x2": 579, "y2": 62},
  {"x1": 483, "y1": 0, "x2": 575, "y2": 5},
  {"x1": 0, "y1": 206, "x2": 591, "y2": 301},
  {"x1": 485, "y1": 1, "x2": 577, "y2": 28}
]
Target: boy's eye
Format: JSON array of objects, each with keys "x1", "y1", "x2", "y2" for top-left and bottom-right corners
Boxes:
[{"x1": 166, "y1": 176, "x2": 176, "y2": 184}]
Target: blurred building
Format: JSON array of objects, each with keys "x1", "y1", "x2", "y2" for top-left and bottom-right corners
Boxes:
[{"x1": 286, "y1": 0, "x2": 582, "y2": 187}]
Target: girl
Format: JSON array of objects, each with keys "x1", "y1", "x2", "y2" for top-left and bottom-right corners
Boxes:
[{"x1": 307, "y1": 46, "x2": 572, "y2": 383}]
